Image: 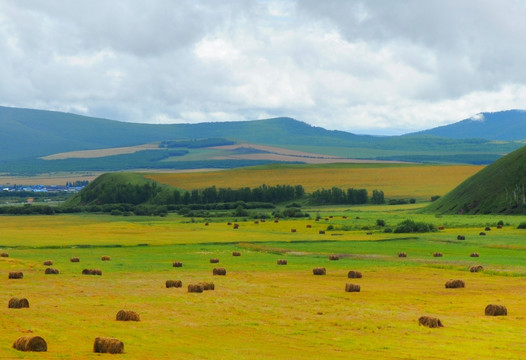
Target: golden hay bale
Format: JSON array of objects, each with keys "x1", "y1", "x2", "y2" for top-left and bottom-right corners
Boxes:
[
  {"x1": 227, "y1": 222, "x2": 232, "y2": 225},
  {"x1": 116, "y1": 310, "x2": 140, "y2": 321},
  {"x1": 232, "y1": 251, "x2": 241, "y2": 256},
  {"x1": 213, "y1": 268, "x2": 226, "y2": 276},
  {"x1": 433, "y1": 252, "x2": 443, "y2": 257},
  {"x1": 70, "y1": 257, "x2": 80, "y2": 262},
  {"x1": 277, "y1": 259, "x2": 288, "y2": 265},
  {"x1": 485, "y1": 304, "x2": 507, "y2": 316},
  {"x1": 8, "y1": 297, "x2": 29, "y2": 309},
  {"x1": 274, "y1": 219, "x2": 279, "y2": 223},
  {"x1": 93, "y1": 337, "x2": 124, "y2": 354},
  {"x1": 418, "y1": 316, "x2": 444, "y2": 328},
  {"x1": 9, "y1": 272, "x2": 23, "y2": 279},
  {"x1": 347, "y1": 270, "x2": 362, "y2": 279},
  {"x1": 44, "y1": 268, "x2": 59, "y2": 275},
  {"x1": 445, "y1": 279, "x2": 465, "y2": 288},
  {"x1": 470, "y1": 252, "x2": 479, "y2": 257},
  {"x1": 345, "y1": 283, "x2": 361, "y2": 292},
  {"x1": 199, "y1": 282, "x2": 215, "y2": 291},
  {"x1": 172, "y1": 261, "x2": 183, "y2": 267},
  {"x1": 470, "y1": 265, "x2": 484, "y2": 273},
  {"x1": 329, "y1": 255, "x2": 339, "y2": 261},
  {"x1": 13, "y1": 336, "x2": 47, "y2": 352},
  {"x1": 457, "y1": 235, "x2": 465, "y2": 240},
  {"x1": 205, "y1": 222, "x2": 209, "y2": 226},
  {"x1": 485, "y1": 227, "x2": 491, "y2": 231},
  {"x1": 101, "y1": 256, "x2": 111, "y2": 261},
  {"x1": 210, "y1": 258, "x2": 219, "y2": 263},
  {"x1": 188, "y1": 284, "x2": 204, "y2": 293},
  {"x1": 165, "y1": 280, "x2": 182, "y2": 288},
  {"x1": 343, "y1": 216, "x2": 348, "y2": 219},
  {"x1": 479, "y1": 232, "x2": 486, "y2": 236},
  {"x1": 398, "y1": 252, "x2": 407, "y2": 258},
  {"x1": 43, "y1": 260, "x2": 53, "y2": 266},
  {"x1": 313, "y1": 267, "x2": 326, "y2": 275},
  {"x1": 233, "y1": 224, "x2": 239, "y2": 229},
  {"x1": 438, "y1": 226, "x2": 445, "y2": 230},
  {"x1": 497, "y1": 224, "x2": 503, "y2": 229},
  {"x1": 319, "y1": 230, "x2": 325, "y2": 234},
  {"x1": 1, "y1": 252, "x2": 9, "y2": 257},
  {"x1": 306, "y1": 224, "x2": 312, "y2": 228},
  {"x1": 254, "y1": 221, "x2": 259, "y2": 224},
  {"x1": 291, "y1": 229, "x2": 297, "y2": 233},
  {"x1": 82, "y1": 269, "x2": 102, "y2": 275}
]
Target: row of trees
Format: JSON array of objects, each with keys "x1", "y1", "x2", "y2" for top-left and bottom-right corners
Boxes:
[{"x1": 310, "y1": 187, "x2": 385, "y2": 205}]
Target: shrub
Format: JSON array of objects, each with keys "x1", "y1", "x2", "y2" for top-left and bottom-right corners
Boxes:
[
  {"x1": 518, "y1": 222, "x2": 526, "y2": 229},
  {"x1": 430, "y1": 195, "x2": 441, "y2": 202},
  {"x1": 394, "y1": 219, "x2": 436, "y2": 233},
  {"x1": 376, "y1": 219, "x2": 385, "y2": 227},
  {"x1": 383, "y1": 227, "x2": 393, "y2": 233}
]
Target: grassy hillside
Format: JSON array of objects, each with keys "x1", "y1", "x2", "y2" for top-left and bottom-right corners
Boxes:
[{"x1": 425, "y1": 144, "x2": 526, "y2": 214}]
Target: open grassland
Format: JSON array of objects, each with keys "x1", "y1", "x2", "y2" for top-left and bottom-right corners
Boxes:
[
  {"x1": 1, "y1": 209, "x2": 526, "y2": 359},
  {"x1": 145, "y1": 163, "x2": 484, "y2": 199}
]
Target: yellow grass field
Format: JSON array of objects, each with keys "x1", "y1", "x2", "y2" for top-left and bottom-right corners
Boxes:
[{"x1": 145, "y1": 164, "x2": 484, "y2": 199}]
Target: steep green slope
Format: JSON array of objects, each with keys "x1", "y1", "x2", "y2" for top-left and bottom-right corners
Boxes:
[{"x1": 425, "y1": 144, "x2": 526, "y2": 214}]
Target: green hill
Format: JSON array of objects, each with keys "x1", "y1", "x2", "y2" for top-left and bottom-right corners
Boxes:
[{"x1": 425, "y1": 144, "x2": 526, "y2": 214}]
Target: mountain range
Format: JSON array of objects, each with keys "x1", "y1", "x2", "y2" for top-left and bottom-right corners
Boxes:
[{"x1": 1, "y1": 106, "x2": 526, "y2": 174}]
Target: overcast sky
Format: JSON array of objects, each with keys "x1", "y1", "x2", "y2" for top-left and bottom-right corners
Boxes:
[{"x1": 1, "y1": 0, "x2": 526, "y2": 135}]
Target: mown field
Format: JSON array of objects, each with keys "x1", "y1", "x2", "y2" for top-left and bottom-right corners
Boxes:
[{"x1": 2, "y1": 206, "x2": 526, "y2": 359}]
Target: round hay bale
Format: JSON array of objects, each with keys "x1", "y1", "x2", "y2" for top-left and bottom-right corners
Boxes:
[
  {"x1": 485, "y1": 227, "x2": 491, "y2": 231},
  {"x1": 233, "y1": 224, "x2": 239, "y2": 229},
  {"x1": 188, "y1": 284, "x2": 204, "y2": 293},
  {"x1": 445, "y1": 279, "x2": 465, "y2": 288},
  {"x1": 227, "y1": 222, "x2": 232, "y2": 225},
  {"x1": 306, "y1": 224, "x2": 312, "y2": 228},
  {"x1": 210, "y1": 258, "x2": 219, "y2": 263},
  {"x1": 116, "y1": 310, "x2": 140, "y2": 321},
  {"x1": 9, "y1": 272, "x2": 23, "y2": 279},
  {"x1": 479, "y1": 232, "x2": 486, "y2": 236},
  {"x1": 470, "y1": 265, "x2": 484, "y2": 273},
  {"x1": 497, "y1": 224, "x2": 503, "y2": 229},
  {"x1": 43, "y1": 260, "x2": 53, "y2": 266},
  {"x1": 199, "y1": 282, "x2": 215, "y2": 291},
  {"x1": 8, "y1": 297, "x2": 29, "y2": 309},
  {"x1": 101, "y1": 256, "x2": 111, "y2": 261},
  {"x1": 345, "y1": 283, "x2": 361, "y2": 292},
  {"x1": 82, "y1": 269, "x2": 102, "y2": 275},
  {"x1": 274, "y1": 219, "x2": 279, "y2": 223},
  {"x1": 165, "y1": 280, "x2": 182, "y2": 288},
  {"x1": 343, "y1": 216, "x2": 347, "y2": 219},
  {"x1": 213, "y1": 268, "x2": 226, "y2": 276},
  {"x1": 470, "y1": 252, "x2": 479, "y2": 257},
  {"x1": 44, "y1": 268, "x2": 59, "y2": 275},
  {"x1": 347, "y1": 270, "x2": 362, "y2": 279},
  {"x1": 70, "y1": 257, "x2": 80, "y2": 262},
  {"x1": 93, "y1": 337, "x2": 124, "y2": 354},
  {"x1": 277, "y1": 259, "x2": 288, "y2": 265},
  {"x1": 329, "y1": 255, "x2": 339, "y2": 261},
  {"x1": 232, "y1": 251, "x2": 241, "y2": 256},
  {"x1": 398, "y1": 252, "x2": 407, "y2": 258},
  {"x1": 1, "y1": 252, "x2": 9, "y2": 257},
  {"x1": 438, "y1": 226, "x2": 445, "y2": 230},
  {"x1": 205, "y1": 222, "x2": 209, "y2": 226},
  {"x1": 319, "y1": 230, "x2": 325, "y2": 234},
  {"x1": 254, "y1": 221, "x2": 259, "y2": 224},
  {"x1": 13, "y1": 336, "x2": 47, "y2": 352},
  {"x1": 485, "y1": 304, "x2": 507, "y2": 316},
  {"x1": 457, "y1": 235, "x2": 465, "y2": 240},
  {"x1": 433, "y1": 252, "x2": 443, "y2": 257},
  {"x1": 418, "y1": 316, "x2": 443, "y2": 328},
  {"x1": 313, "y1": 267, "x2": 326, "y2": 275},
  {"x1": 172, "y1": 261, "x2": 183, "y2": 267},
  {"x1": 291, "y1": 229, "x2": 297, "y2": 233}
]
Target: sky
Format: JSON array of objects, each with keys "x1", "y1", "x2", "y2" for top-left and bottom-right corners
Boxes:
[{"x1": 1, "y1": 0, "x2": 526, "y2": 135}]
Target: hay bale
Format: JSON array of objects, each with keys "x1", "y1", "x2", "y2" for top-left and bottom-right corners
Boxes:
[
  {"x1": 457, "y1": 235, "x2": 465, "y2": 240},
  {"x1": 232, "y1": 251, "x2": 241, "y2": 256},
  {"x1": 227, "y1": 222, "x2": 232, "y2": 225},
  {"x1": 347, "y1": 270, "x2": 362, "y2": 279},
  {"x1": 329, "y1": 255, "x2": 339, "y2": 261},
  {"x1": 479, "y1": 232, "x2": 486, "y2": 236},
  {"x1": 485, "y1": 304, "x2": 507, "y2": 316},
  {"x1": 9, "y1": 272, "x2": 23, "y2": 279},
  {"x1": 345, "y1": 283, "x2": 360, "y2": 292},
  {"x1": 485, "y1": 227, "x2": 491, "y2": 231},
  {"x1": 172, "y1": 261, "x2": 183, "y2": 267},
  {"x1": 470, "y1": 265, "x2": 484, "y2": 273},
  {"x1": 438, "y1": 226, "x2": 445, "y2": 230},
  {"x1": 418, "y1": 316, "x2": 444, "y2": 328},
  {"x1": 343, "y1": 216, "x2": 348, "y2": 219},
  {"x1": 70, "y1": 257, "x2": 80, "y2": 262},
  {"x1": 205, "y1": 222, "x2": 209, "y2": 226},
  {"x1": 210, "y1": 258, "x2": 219, "y2": 263},
  {"x1": 319, "y1": 230, "x2": 325, "y2": 234},
  {"x1": 43, "y1": 260, "x2": 53, "y2": 266},
  {"x1": 188, "y1": 284, "x2": 204, "y2": 293},
  {"x1": 398, "y1": 252, "x2": 407, "y2": 258},
  {"x1": 101, "y1": 256, "x2": 111, "y2": 261},
  {"x1": 366, "y1": 232, "x2": 373, "y2": 235},
  {"x1": 470, "y1": 252, "x2": 479, "y2": 257},
  {"x1": 306, "y1": 224, "x2": 312, "y2": 228},
  {"x1": 313, "y1": 267, "x2": 326, "y2": 275},
  {"x1": 82, "y1": 269, "x2": 102, "y2": 275},
  {"x1": 291, "y1": 229, "x2": 297, "y2": 233},
  {"x1": 116, "y1": 310, "x2": 140, "y2": 321},
  {"x1": 1, "y1": 252, "x2": 9, "y2": 257},
  {"x1": 277, "y1": 259, "x2": 288, "y2": 265},
  {"x1": 93, "y1": 337, "x2": 124, "y2": 354},
  {"x1": 445, "y1": 279, "x2": 465, "y2": 288},
  {"x1": 44, "y1": 268, "x2": 59, "y2": 275},
  {"x1": 274, "y1": 219, "x2": 279, "y2": 223},
  {"x1": 8, "y1": 297, "x2": 29, "y2": 309},
  {"x1": 433, "y1": 252, "x2": 443, "y2": 257},
  {"x1": 233, "y1": 223, "x2": 239, "y2": 229},
  {"x1": 497, "y1": 224, "x2": 503, "y2": 229},
  {"x1": 165, "y1": 280, "x2": 182, "y2": 288},
  {"x1": 254, "y1": 220, "x2": 259, "y2": 224},
  {"x1": 12, "y1": 336, "x2": 47, "y2": 352},
  {"x1": 199, "y1": 282, "x2": 215, "y2": 290},
  {"x1": 213, "y1": 268, "x2": 226, "y2": 276}
]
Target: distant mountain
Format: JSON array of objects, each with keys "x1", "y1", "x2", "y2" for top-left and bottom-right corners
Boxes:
[
  {"x1": 412, "y1": 110, "x2": 526, "y2": 140},
  {"x1": 425, "y1": 143, "x2": 526, "y2": 214}
]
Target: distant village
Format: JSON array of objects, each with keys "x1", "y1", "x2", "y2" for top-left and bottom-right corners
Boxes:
[{"x1": 1, "y1": 181, "x2": 88, "y2": 194}]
